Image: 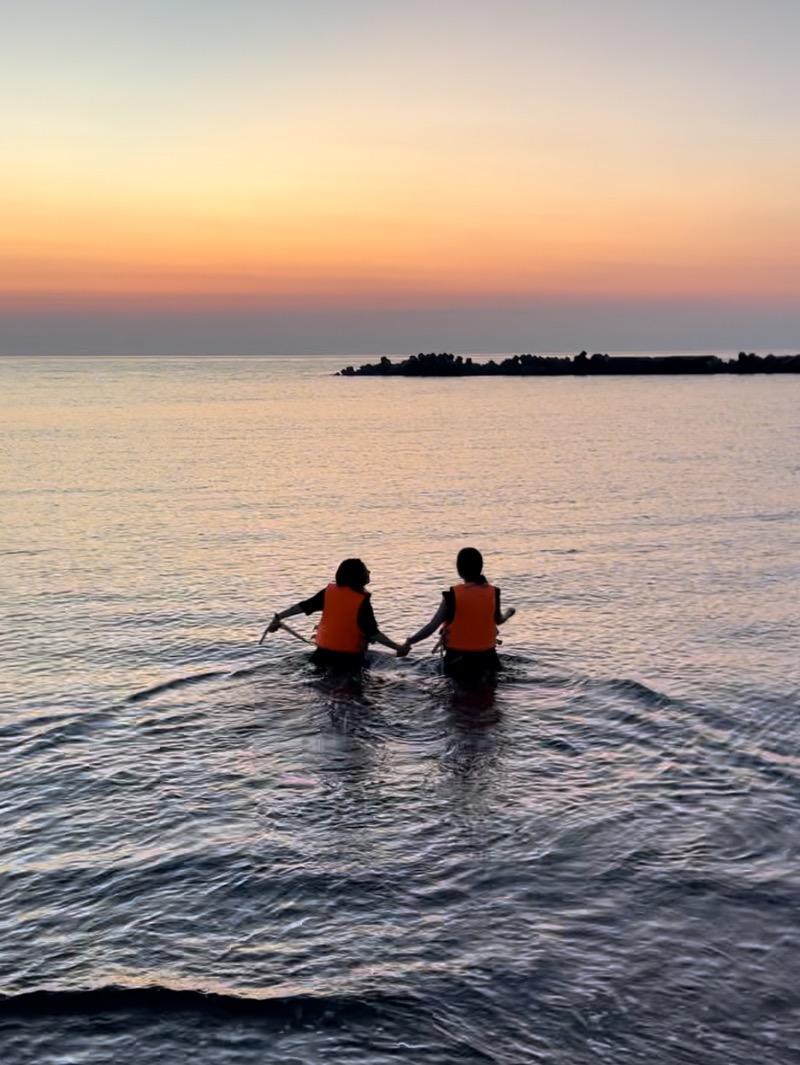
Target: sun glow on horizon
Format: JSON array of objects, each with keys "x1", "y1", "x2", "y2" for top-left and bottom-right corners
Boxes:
[{"x1": 2, "y1": 0, "x2": 800, "y2": 350}]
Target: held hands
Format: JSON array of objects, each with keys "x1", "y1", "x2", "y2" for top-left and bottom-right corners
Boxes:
[{"x1": 396, "y1": 640, "x2": 412, "y2": 658}]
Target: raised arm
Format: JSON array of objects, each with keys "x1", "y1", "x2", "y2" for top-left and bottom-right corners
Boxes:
[
  {"x1": 265, "y1": 601, "x2": 306, "y2": 633},
  {"x1": 402, "y1": 597, "x2": 448, "y2": 654},
  {"x1": 261, "y1": 590, "x2": 324, "y2": 641},
  {"x1": 371, "y1": 629, "x2": 408, "y2": 654},
  {"x1": 357, "y1": 596, "x2": 407, "y2": 655}
]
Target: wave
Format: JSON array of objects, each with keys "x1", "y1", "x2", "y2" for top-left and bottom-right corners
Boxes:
[
  {"x1": 0, "y1": 984, "x2": 406, "y2": 1024},
  {"x1": 125, "y1": 658, "x2": 284, "y2": 704},
  {"x1": 126, "y1": 671, "x2": 237, "y2": 703}
]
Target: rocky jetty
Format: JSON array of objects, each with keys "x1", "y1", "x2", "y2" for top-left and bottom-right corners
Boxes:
[{"x1": 338, "y1": 350, "x2": 800, "y2": 377}]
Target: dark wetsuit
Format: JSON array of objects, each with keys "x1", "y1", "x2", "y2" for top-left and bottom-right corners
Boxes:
[{"x1": 298, "y1": 587, "x2": 378, "y2": 670}]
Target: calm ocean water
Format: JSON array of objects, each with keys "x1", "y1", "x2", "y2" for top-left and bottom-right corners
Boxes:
[{"x1": 1, "y1": 354, "x2": 798, "y2": 1064}]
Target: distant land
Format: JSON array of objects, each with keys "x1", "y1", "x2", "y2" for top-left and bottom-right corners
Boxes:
[{"x1": 338, "y1": 351, "x2": 800, "y2": 377}]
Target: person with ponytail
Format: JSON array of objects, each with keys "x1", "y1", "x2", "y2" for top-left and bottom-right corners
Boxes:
[
  {"x1": 400, "y1": 547, "x2": 515, "y2": 679},
  {"x1": 265, "y1": 558, "x2": 407, "y2": 670}
]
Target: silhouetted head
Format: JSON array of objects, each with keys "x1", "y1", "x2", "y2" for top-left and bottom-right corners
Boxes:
[
  {"x1": 335, "y1": 558, "x2": 370, "y2": 591},
  {"x1": 456, "y1": 547, "x2": 486, "y2": 584}
]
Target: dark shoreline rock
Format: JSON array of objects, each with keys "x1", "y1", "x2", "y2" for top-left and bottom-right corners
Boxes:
[{"x1": 338, "y1": 350, "x2": 800, "y2": 377}]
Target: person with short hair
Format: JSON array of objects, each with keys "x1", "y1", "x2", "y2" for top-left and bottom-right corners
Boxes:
[
  {"x1": 266, "y1": 558, "x2": 407, "y2": 669},
  {"x1": 400, "y1": 547, "x2": 515, "y2": 679}
]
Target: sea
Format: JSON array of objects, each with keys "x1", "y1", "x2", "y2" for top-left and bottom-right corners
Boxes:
[{"x1": 1, "y1": 353, "x2": 798, "y2": 1064}]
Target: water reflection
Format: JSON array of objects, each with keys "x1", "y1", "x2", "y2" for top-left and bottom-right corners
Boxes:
[
  {"x1": 304, "y1": 666, "x2": 389, "y2": 789},
  {"x1": 447, "y1": 674, "x2": 500, "y2": 721},
  {"x1": 307, "y1": 663, "x2": 370, "y2": 710},
  {"x1": 438, "y1": 676, "x2": 504, "y2": 784}
]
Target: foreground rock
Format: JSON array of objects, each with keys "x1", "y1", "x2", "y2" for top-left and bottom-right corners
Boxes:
[{"x1": 338, "y1": 350, "x2": 800, "y2": 377}]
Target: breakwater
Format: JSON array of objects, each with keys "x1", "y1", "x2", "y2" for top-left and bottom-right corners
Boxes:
[{"x1": 338, "y1": 350, "x2": 800, "y2": 376}]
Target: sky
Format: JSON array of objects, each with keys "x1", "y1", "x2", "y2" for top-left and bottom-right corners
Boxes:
[{"x1": 2, "y1": 0, "x2": 800, "y2": 355}]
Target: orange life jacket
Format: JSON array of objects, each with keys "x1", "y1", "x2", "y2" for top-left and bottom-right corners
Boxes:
[
  {"x1": 442, "y1": 582, "x2": 497, "y2": 652},
  {"x1": 314, "y1": 583, "x2": 368, "y2": 654}
]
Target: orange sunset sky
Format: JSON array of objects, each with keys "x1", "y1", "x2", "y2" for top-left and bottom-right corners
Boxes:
[{"x1": 2, "y1": 0, "x2": 800, "y2": 354}]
